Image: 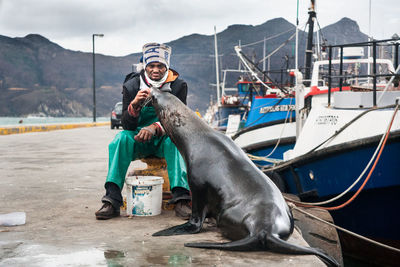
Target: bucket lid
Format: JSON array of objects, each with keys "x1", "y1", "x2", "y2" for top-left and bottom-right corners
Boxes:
[{"x1": 125, "y1": 176, "x2": 164, "y2": 186}]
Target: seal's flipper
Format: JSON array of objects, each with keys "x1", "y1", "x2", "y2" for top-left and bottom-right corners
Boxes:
[
  {"x1": 185, "y1": 233, "x2": 338, "y2": 267},
  {"x1": 265, "y1": 234, "x2": 339, "y2": 267},
  {"x1": 184, "y1": 235, "x2": 260, "y2": 251},
  {"x1": 152, "y1": 221, "x2": 202, "y2": 236}
]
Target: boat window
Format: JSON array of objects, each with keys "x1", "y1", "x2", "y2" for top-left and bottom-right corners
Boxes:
[{"x1": 239, "y1": 83, "x2": 250, "y2": 92}]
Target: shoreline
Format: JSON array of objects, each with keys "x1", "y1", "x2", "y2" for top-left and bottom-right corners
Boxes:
[{"x1": 0, "y1": 121, "x2": 110, "y2": 135}]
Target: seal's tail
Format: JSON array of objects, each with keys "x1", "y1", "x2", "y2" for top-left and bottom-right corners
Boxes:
[
  {"x1": 265, "y1": 234, "x2": 339, "y2": 267},
  {"x1": 184, "y1": 233, "x2": 339, "y2": 267}
]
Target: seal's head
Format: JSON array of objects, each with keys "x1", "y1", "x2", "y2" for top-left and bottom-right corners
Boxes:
[{"x1": 150, "y1": 87, "x2": 178, "y2": 125}]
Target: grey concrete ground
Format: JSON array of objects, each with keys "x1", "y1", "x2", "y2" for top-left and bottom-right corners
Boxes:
[{"x1": 0, "y1": 126, "x2": 324, "y2": 266}]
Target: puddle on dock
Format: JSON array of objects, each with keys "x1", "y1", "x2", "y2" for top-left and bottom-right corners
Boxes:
[
  {"x1": 0, "y1": 244, "x2": 107, "y2": 266},
  {"x1": 0, "y1": 242, "x2": 199, "y2": 266}
]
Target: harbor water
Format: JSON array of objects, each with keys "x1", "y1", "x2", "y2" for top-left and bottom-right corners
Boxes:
[{"x1": 0, "y1": 116, "x2": 108, "y2": 127}]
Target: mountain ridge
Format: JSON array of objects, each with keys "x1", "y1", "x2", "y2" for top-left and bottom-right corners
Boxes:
[{"x1": 0, "y1": 17, "x2": 373, "y2": 116}]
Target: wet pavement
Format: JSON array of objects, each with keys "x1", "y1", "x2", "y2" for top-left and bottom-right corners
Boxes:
[{"x1": 0, "y1": 126, "x2": 324, "y2": 266}]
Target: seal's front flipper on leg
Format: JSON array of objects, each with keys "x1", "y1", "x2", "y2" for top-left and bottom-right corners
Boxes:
[
  {"x1": 153, "y1": 187, "x2": 207, "y2": 236},
  {"x1": 152, "y1": 221, "x2": 202, "y2": 236}
]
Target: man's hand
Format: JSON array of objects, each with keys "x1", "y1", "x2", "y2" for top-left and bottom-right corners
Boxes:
[
  {"x1": 128, "y1": 88, "x2": 151, "y2": 117},
  {"x1": 134, "y1": 124, "x2": 157, "y2": 143},
  {"x1": 131, "y1": 89, "x2": 151, "y2": 107}
]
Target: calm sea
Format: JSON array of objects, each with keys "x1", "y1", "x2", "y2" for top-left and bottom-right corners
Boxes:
[{"x1": 0, "y1": 116, "x2": 108, "y2": 127}]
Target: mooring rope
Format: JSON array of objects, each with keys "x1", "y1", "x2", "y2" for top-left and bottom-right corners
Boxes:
[
  {"x1": 260, "y1": 97, "x2": 294, "y2": 158},
  {"x1": 246, "y1": 98, "x2": 294, "y2": 164},
  {"x1": 246, "y1": 154, "x2": 282, "y2": 164},
  {"x1": 284, "y1": 104, "x2": 399, "y2": 206}
]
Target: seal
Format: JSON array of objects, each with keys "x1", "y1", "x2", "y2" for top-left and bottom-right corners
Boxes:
[{"x1": 150, "y1": 87, "x2": 338, "y2": 267}]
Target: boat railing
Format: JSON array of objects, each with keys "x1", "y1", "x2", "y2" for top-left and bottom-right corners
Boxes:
[
  {"x1": 264, "y1": 68, "x2": 295, "y2": 88},
  {"x1": 325, "y1": 38, "x2": 400, "y2": 107}
]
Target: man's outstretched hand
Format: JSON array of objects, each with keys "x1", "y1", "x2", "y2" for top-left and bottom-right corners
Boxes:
[{"x1": 134, "y1": 124, "x2": 157, "y2": 142}]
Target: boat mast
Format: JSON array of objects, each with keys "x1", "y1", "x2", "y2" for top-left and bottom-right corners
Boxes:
[
  {"x1": 304, "y1": 0, "x2": 316, "y2": 81},
  {"x1": 294, "y1": 0, "x2": 304, "y2": 140},
  {"x1": 295, "y1": 0, "x2": 299, "y2": 72},
  {"x1": 214, "y1": 26, "x2": 221, "y2": 107}
]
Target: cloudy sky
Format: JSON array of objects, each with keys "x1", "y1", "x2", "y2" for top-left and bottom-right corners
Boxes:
[{"x1": 0, "y1": 0, "x2": 398, "y2": 57}]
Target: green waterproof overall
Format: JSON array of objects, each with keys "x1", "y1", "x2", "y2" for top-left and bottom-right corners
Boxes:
[{"x1": 106, "y1": 106, "x2": 189, "y2": 191}]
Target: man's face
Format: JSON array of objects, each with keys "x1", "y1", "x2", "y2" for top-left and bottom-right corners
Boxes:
[{"x1": 145, "y1": 62, "x2": 167, "y2": 81}]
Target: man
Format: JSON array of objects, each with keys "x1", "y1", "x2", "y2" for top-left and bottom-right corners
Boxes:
[{"x1": 95, "y1": 43, "x2": 191, "y2": 220}]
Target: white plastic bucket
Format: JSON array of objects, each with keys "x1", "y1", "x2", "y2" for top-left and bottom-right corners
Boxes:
[{"x1": 125, "y1": 176, "x2": 164, "y2": 216}]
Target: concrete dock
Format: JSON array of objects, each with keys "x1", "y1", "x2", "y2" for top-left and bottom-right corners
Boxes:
[{"x1": 0, "y1": 126, "x2": 325, "y2": 266}]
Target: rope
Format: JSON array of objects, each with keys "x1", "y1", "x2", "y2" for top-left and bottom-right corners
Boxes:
[
  {"x1": 315, "y1": 18, "x2": 328, "y2": 48},
  {"x1": 285, "y1": 105, "x2": 398, "y2": 211},
  {"x1": 235, "y1": 47, "x2": 289, "y2": 94},
  {"x1": 245, "y1": 98, "x2": 294, "y2": 164},
  {"x1": 285, "y1": 104, "x2": 398, "y2": 206},
  {"x1": 244, "y1": 98, "x2": 284, "y2": 128},
  {"x1": 288, "y1": 203, "x2": 400, "y2": 253},
  {"x1": 235, "y1": 46, "x2": 273, "y2": 90},
  {"x1": 377, "y1": 64, "x2": 400, "y2": 105},
  {"x1": 240, "y1": 22, "x2": 307, "y2": 48},
  {"x1": 240, "y1": 28, "x2": 296, "y2": 48},
  {"x1": 257, "y1": 33, "x2": 296, "y2": 64},
  {"x1": 246, "y1": 154, "x2": 283, "y2": 164},
  {"x1": 302, "y1": 104, "x2": 397, "y2": 157},
  {"x1": 261, "y1": 97, "x2": 294, "y2": 159}
]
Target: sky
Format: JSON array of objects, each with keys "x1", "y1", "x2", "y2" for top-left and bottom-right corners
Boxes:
[{"x1": 0, "y1": 0, "x2": 399, "y2": 57}]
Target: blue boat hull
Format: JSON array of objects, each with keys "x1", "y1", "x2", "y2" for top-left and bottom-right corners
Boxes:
[{"x1": 265, "y1": 133, "x2": 400, "y2": 241}]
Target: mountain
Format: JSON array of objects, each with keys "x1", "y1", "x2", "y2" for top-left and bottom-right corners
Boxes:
[
  {"x1": 0, "y1": 17, "x2": 373, "y2": 117},
  {"x1": 322, "y1": 17, "x2": 368, "y2": 45}
]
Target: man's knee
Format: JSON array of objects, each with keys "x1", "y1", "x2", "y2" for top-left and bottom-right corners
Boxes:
[
  {"x1": 162, "y1": 136, "x2": 177, "y2": 152},
  {"x1": 109, "y1": 130, "x2": 135, "y2": 148}
]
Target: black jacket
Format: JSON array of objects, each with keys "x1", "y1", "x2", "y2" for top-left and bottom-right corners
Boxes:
[{"x1": 121, "y1": 70, "x2": 188, "y2": 130}]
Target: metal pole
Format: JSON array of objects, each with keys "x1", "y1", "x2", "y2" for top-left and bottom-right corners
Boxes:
[
  {"x1": 373, "y1": 41, "x2": 377, "y2": 107},
  {"x1": 92, "y1": 34, "x2": 96, "y2": 122},
  {"x1": 328, "y1": 46, "x2": 332, "y2": 107},
  {"x1": 339, "y1": 46, "x2": 343, "y2": 91},
  {"x1": 92, "y1": 34, "x2": 104, "y2": 122},
  {"x1": 367, "y1": 0, "x2": 372, "y2": 84},
  {"x1": 214, "y1": 26, "x2": 221, "y2": 107},
  {"x1": 263, "y1": 37, "x2": 266, "y2": 72},
  {"x1": 238, "y1": 40, "x2": 241, "y2": 70},
  {"x1": 295, "y1": 0, "x2": 299, "y2": 73}
]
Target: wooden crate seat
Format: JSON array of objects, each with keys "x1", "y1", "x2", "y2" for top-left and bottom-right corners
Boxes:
[{"x1": 127, "y1": 157, "x2": 170, "y2": 193}]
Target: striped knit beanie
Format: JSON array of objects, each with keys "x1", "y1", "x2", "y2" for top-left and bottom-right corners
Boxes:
[{"x1": 142, "y1": 43, "x2": 171, "y2": 69}]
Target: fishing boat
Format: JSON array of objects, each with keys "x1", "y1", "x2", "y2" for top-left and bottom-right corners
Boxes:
[
  {"x1": 203, "y1": 27, "x2": 251, "y2": 132},
  {"x1": 207, "y1": 71, "x2": 261, "y2": 132},
  {"x1": 264, "y1": 38, "x2": 400, "y2": 265},
  {"x1": 228, "y1": 1, "x2": 319, "y2": 167},
  {"x1": 209, "y1": 53, "x2": 297, "y2": 168},
  {"x1": 231, "y1": 81, "x2": 296, "y2": 167}
]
